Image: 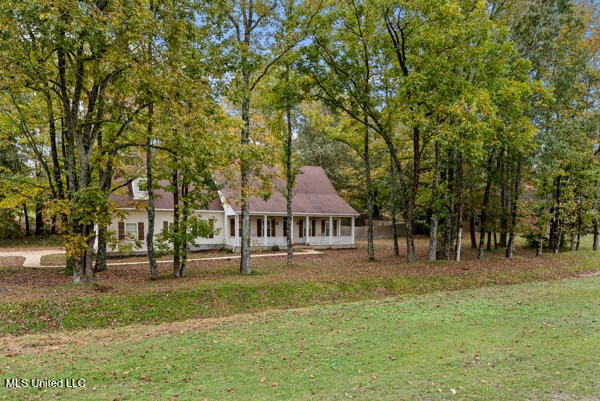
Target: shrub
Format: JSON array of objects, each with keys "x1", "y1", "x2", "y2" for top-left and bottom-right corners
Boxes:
[{"x1": 0, "y1": 209, "x2": 22, "y2": 240}]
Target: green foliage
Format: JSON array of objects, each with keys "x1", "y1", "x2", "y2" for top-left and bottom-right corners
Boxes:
[
  {"x1": 71, "y1": 188, "x2": 111, "y2": 227},
  {"x1": 154, "y1": 216, "x2": 220, "y2": 257},
  {"x1": 0, "y1": 209, "x2": 22, "y2": 240}
]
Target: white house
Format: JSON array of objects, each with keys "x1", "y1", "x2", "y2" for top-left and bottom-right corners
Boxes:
[{"x1": 106, "y1": 166, "x2": 359, "y2": 253}]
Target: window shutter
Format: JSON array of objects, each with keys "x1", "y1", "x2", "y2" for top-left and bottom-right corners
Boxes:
[
  {"x1": 118, "y1": 221, "x2": 125, "y2": 240},
  {"x1": 209, "y1": 219, "x2": 215, "y2": 239},
  {"x1": 321, "y1": 220, "x2": 325, "y2": 234},
  {"x1": 163, "y1": 221, "x2": 169, "y2": 232},
  {"x1": 138, "y1": 222, "x2": 145, "y2": 241},
  {"x1": 257, "y1": 218, "x2": 262, "y2": 237},
  {"x1": 333, "y1": 219, "x2": 338, "y2": 236}
]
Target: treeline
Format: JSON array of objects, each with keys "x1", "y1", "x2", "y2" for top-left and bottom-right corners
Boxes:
[{"x1": 0, "y1": 0, "x2": 598, "y2": 283}]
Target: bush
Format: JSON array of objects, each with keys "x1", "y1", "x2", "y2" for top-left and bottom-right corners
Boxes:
[
  {"x1": 0, "y1": 209, "x2": 23, "y2": 240},
  {"x1": 522, "y1": 231, "x2": 549, "y2": 249}
]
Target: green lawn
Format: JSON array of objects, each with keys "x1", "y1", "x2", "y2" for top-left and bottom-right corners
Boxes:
[{"x1": 1, "y1": 277, "x2": 599, "y2": 401}]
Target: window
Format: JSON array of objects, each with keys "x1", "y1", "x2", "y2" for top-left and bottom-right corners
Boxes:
[
  {"x1": 132, "y1": 178, "x2": 148, "y2": 200},
  {"x1": 257, "y1": 218, "x2": 263, "y2": 237},
  {"x1": 270, "y1": 219, "x2": 276, "y2": 237},
  {"x1": 208, "y1": 218, "x2": 215, "y2": 239},
  {"x1": 321, "y1": 220, "x2": 326, "y2": 235},
  {"x1": 125, "y1": 223, "x2": 137, "y2": 239},
  {"x1": 333, "y1": 219, "x2": 338, "y2": 236},
  {"x1": 118, "y1": 221, "x2": 144, "y2": 241},
  {"x1": 136, "y1": 179, "x2": 147, "y2": 192},
  {"x1": 229, "y1": 217, "x2": 235, "y2": 237}
]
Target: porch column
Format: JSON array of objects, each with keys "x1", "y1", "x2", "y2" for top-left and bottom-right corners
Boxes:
[
  {"x1": 329, "y1": 216, "x2": 333, "y2": 246},
  {"x1": 351, "y1": 216, "x2": 355, "y2": 245},
  {"x1": 305, "y1": 215, "x2": 310, "y2": 243},
  {"x1": 263, "y1": 214, "x2": 268, "y2": 246}
]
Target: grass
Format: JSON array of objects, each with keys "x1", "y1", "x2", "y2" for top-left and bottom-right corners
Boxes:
[
  {"x1": 0, "y1": 235, "x2": 64, "y2": 248},
  {"x1": 1, "y1": 277, "x2": 599, "y2": 400},
  {"x1": 1, "y1": 238, "x2": 599, "y2": 335},
  {"x1": 39, "y1": 254, "x2": 65, "y2": 266}
]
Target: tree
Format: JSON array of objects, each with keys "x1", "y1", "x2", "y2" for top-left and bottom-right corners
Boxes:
[{"x1": 210, "y1": 0, "x2": 319, "y2": 274}]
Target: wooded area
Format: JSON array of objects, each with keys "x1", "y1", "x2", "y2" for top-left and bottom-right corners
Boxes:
[{"x1": 0, "y1": 0, "x2": 598, "y2": 283}]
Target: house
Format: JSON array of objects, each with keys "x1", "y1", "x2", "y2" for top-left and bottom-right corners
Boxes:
[{"x1": 105, "y1": 166, "x2": 359, "y2": 253}]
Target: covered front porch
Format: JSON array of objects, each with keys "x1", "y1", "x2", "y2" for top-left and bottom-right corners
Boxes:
[{"x1": 224, "y1": 214, "x2": 355, "y2": 251}]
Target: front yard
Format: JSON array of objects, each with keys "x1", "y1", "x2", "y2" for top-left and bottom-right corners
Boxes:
[
  {"x1": 0, "y1": 237, "x2": 599, "y2": 335},
  {"x1": 1, "y1": 277, "x2": 598, "y2": 400}
]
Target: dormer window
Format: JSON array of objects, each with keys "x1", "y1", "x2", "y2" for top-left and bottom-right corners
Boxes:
[{"x1": 132, "y1": 178, "x2": 148, "y2": 200}]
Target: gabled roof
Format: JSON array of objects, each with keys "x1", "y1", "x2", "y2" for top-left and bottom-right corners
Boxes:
[
  {"x1": 221, "y1": 166, "x2": 359, "y2": 216},
  {"x1": 110, "y1": 166, "x2": 358, "y2": 216},
  {"x1": 109, "y1": 179, "x2": 224, "y2": 211}
]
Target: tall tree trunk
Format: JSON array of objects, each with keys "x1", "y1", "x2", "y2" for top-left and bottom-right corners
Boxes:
[
  {"x1": 45, "y1": 88, "x2": 64, "y2": 203},
  {"x1": 285, "y1": 108, "x2": 294, "y2": 266},
  {"x1": 240, "y1": 95, "x2": 252, "y2": 274},
  {"x1": 172, "y1": 168, "x2": 181, "y2": 277},
  {"x1": 23, "y1": 203, "x2": 30, "y2": 236},
  {"x1": 45, "y1": 90, "x2": 64, "y2": 195},
  {"x1": 429, "y1": 141, "x2": 441, "y2": 261},
  {"x1": 499, "y1": 186, "x2": 508, "y2": 247},
  {"x1": 34, "y1": 204, "x2": 44, "y2": 235},
  {"x1": 478, "y1": 152, "x2": 494, "y2": 259},
  {"x1": 34, "y1": 168, "x2": 45, "y2": 236},
  {"x1": 94, "y1": 131, "x2": 112, "y2": 273},
  {"x1": 404, "y1": 202, "x2": 416, "y2": 263},
  {"x1": 506, "y1": 154, "x2": 522, "y2": 259},
  {"x1": 551, "y1": 175, "x2": 562, "y2": 254},
  {"x1": 365, "y1": 122, "x2": 374, "y2": 261},
  {"x1": 593, "y1": 180, "x2": 599, "y2": 251},
  {"x1": 382, "y1": 133, "x2": 414, "y2": 263},
  {"x1": 498, "y1": 150, "x2": 508, "y2": 248},
  {"x1": 95, "y1": 226, "x2": 108, "y2": 272},
  {"x1": 406, "y1": 126, "x2": 420, "y2": 264},
  {"x1": 445, "y1": 149, "x2": 455, "y2": 260},
  {"x1": 469, "y1": 213, "x2": 477, "y2": 249},
  {"x1": 390, "y1": 158, "x2": 399, "y2": 257},
  {"x1": 146, "y1": 102, "x2": 158, "y2": 279},
  {"x1": 454, "y1": 143, "x2": 464, "y2": 262},
  {"x1": 575, "y1": 195, "x2": 582, "y2": 251},
  {"x1": 179, "y1": 181, "x2": 190, "y2": 277}
]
